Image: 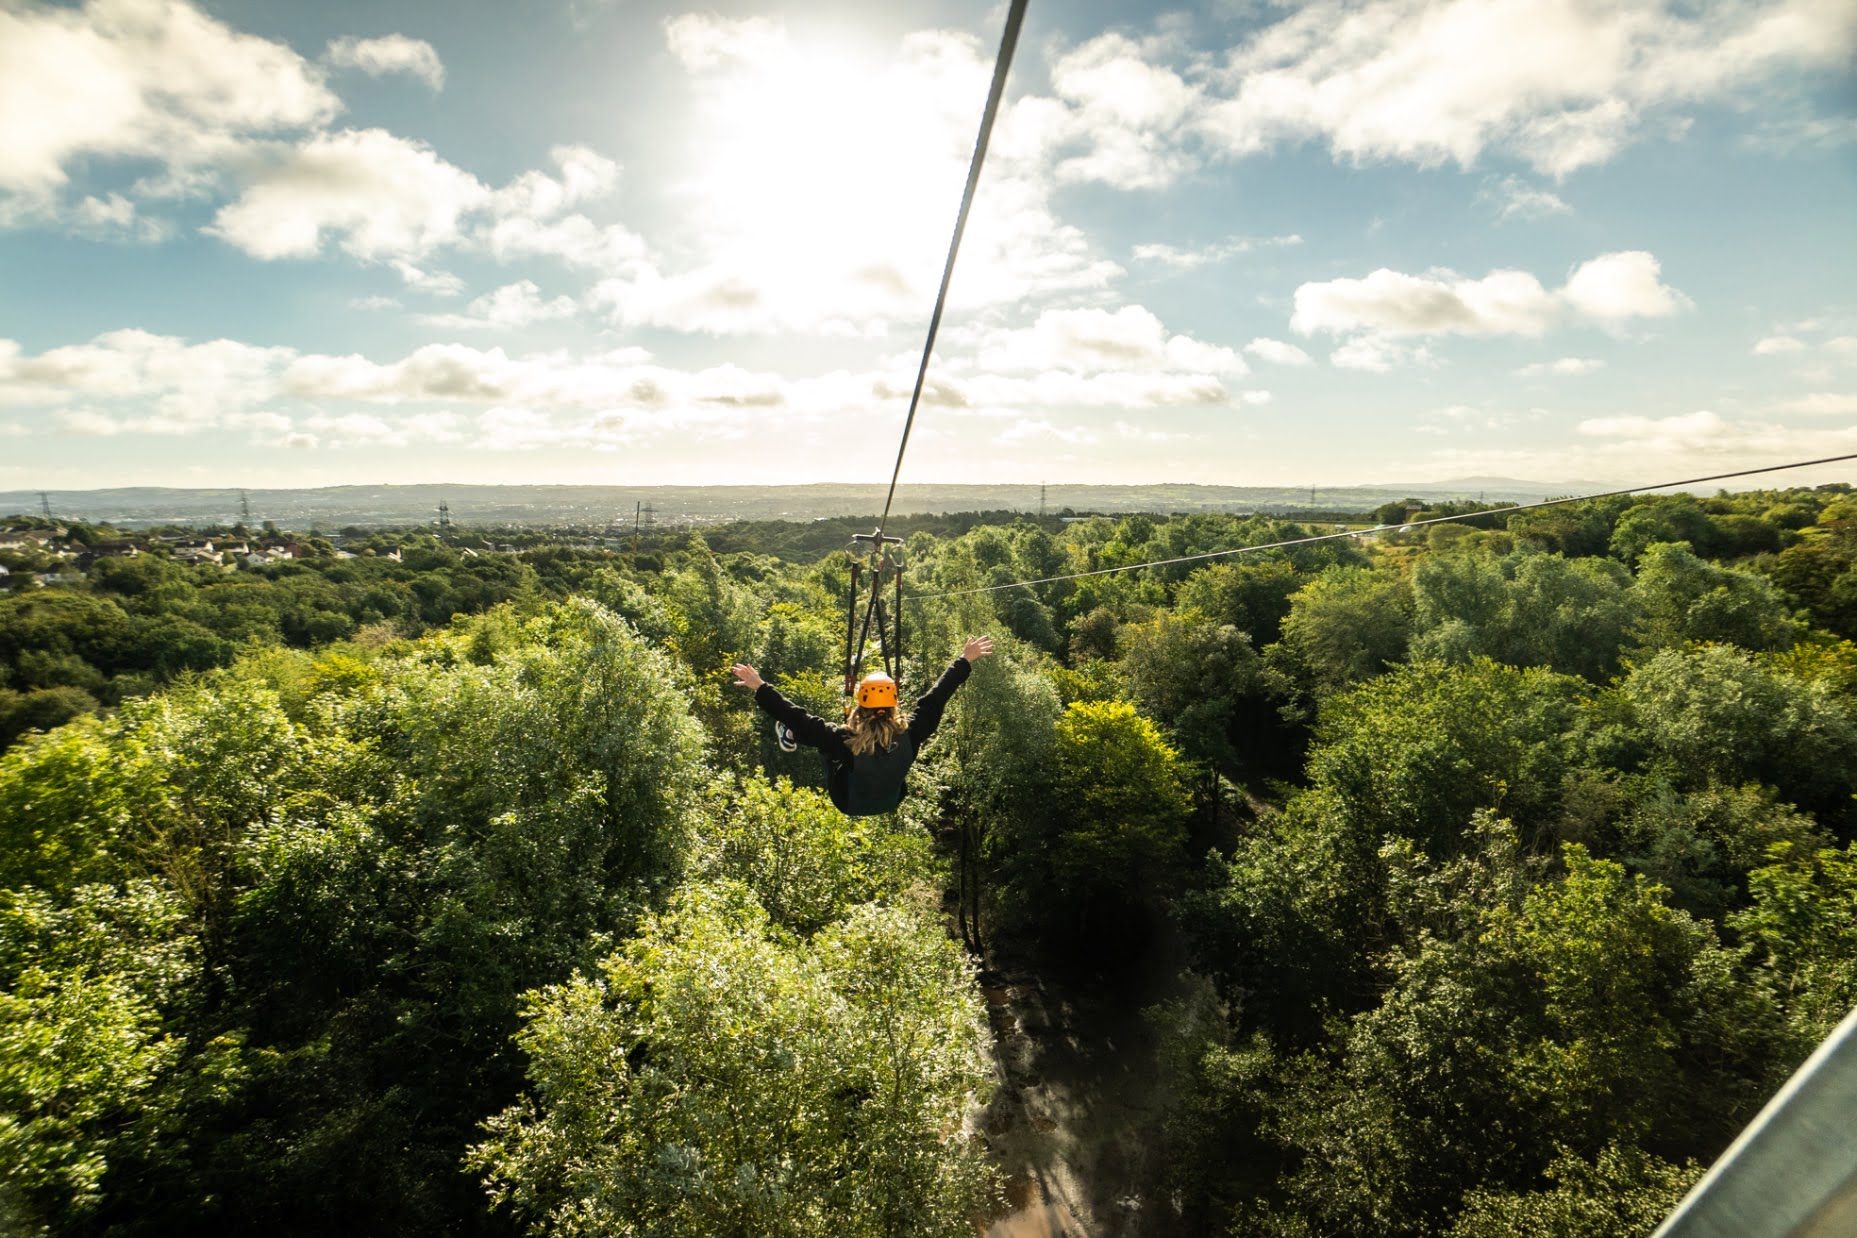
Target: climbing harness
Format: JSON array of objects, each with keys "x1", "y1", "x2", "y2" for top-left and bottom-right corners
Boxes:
[{"x1": 844, "y1": 528, "x2": 905, "y2": 695}]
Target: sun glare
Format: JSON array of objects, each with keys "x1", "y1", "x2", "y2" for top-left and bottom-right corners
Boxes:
[{"x1": 675, "y1": 30, "x2": 986, "y2": 330}]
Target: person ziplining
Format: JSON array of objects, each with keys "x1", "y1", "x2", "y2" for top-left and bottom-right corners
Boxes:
[
  {"x1": 722, "y1": 0, "x2": 1023, "y2": 813},
  {"x1": 732, "y1": 636, "x2": 994, "y2": 816}
]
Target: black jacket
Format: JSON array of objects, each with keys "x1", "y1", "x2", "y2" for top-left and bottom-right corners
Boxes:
[{"x1": 753, "y1": 657, "x2": 972, "y2": 815}]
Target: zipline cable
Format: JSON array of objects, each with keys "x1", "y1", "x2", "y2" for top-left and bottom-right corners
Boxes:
[
  {"x1": 909, "y1": 452, "x2": 1857, "y2": 601},
  {"x1": 872, "y1": 0, "x2": 1028, "y2": 541},
  {"x1": 850, "y1": 0, "x2": 1030, "y2": 683}
]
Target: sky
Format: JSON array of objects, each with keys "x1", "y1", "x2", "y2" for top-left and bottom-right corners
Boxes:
[{"x1": 1, "y1": 0, "x2": 1855, "y2": 492}]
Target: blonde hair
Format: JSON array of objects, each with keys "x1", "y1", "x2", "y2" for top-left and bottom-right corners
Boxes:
[{"x1": 844, "y1": 703, "x2": 908, "y2": 756}]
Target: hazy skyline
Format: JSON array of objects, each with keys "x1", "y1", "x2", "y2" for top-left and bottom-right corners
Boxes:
[{"x1": 2, "y1": 0, "x2": 1855, "y2": 491}]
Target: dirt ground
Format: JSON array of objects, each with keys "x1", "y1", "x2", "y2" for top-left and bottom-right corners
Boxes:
[{"x1": 976, "y1": 950, "x2": 1187, "y2": 1238}]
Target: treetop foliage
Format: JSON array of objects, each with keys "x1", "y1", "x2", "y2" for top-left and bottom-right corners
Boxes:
[{"x1": 2, "y1": 484, "x2": 1853, "y2": 1235}]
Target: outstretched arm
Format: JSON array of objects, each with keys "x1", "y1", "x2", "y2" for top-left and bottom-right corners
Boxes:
[
  {"x1": 734, "y1": 664, "x2": 842, "y2": 752},
  {"x1": 907, "y1": 637, "x2": 993, "y2": 749}
]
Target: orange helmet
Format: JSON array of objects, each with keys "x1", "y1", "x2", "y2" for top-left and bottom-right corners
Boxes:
[{"x1": 855, "y1": 672, "x2": 898, "y2": 710}]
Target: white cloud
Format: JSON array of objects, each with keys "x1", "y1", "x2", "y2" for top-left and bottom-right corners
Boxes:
[
  {"x1": 1114, "y1": 420, "x2": 1186, "y2": 443},
  {"x1": 277, "y1": 342, "x2": 804, "y2": 416},
  {"x1": 56, "y1": 404, "x2": 293, "y2": 440},
  {"x1": 325, "y1": 35, "x2": 445, "y2": 91},
  {"x1": 1045, "y1": 34, "x2": 1204, "y2": 189},
  {"x1": 1576, "y1": 409, "x2": 1857, "y2": 460},
  {"x1": 1198, "y1": 0, "x2": 1857, "y2": 177},
  {"x1": 73, "y1": 192, "x2": 170, "y2": 242},
  {"x1": 663, "y1": 13, "x2": 788, "y2": 71},
  {"x1": 56, "y1": 408, "x2": 129, "y2": 436},
  {"x1": 349, "y1": 294, "x2": 401, "y2": 311},
  {"x1": 1753, "y1": 335, "x2": 1808, "y2": 355},
  {"x1": 478, "y1": 143, "x2": 641, "y2": 273},
  {"x1": 1824, "y1": 336, "x2": 1857, "y2": 356},
  {"x1": 299, "y1": 409, "x2": 464, "y2": 447},
  {"x1": 0, "y1": 0, "x2": 339, "y2": 197},
  {"x1": 1420, "y1": 403, "x2": 1547, "y2": 432},
  {"x1": 1330, "y1": 336, "x2": 1438, "y2": 372},
  {"x1": 391, "y1": 261, "x2": 465, "y2": 296},
  {"x1": 1560, "y1": 251, "x2": 1690, "y2": 322},
  {"x1": 1, "y1": 328, "x2": 292, "y2": 432},
  {"x1": 1132, "y1": 234, "x2": 1301, "y2": 270},
  {"x1": 474, "y1": 405, "x2": 578, "y2": 453},
  {"x1": 209, "y1": 128, "x2": 490, "y2": 260},
  {"x1": 1296, "y1": 268, "x2": 1560, "y2": 337},
  {"x1": 1420, "y1": 410, "x2": 1857, "y2": 483},
  {"x1": 1775, "y1": 392, "x2": 1857, "y2": 416},
  {"x1": 1483, "y1": 174, "x2": 1571, "y2": 220},
  {"x1": 1000, "y1": 417, "x2": 1099, "y2": 447},
  {"x1": 1516, "y1": 356, "x2": 1604, "y2": 377},
  {"x1": 1293, "y1": 251, "x2": 1687, "y2": 342},
  {"x1": 968, "y1": 306, "x2": 1247, "y2": 377},
  {"x1": 963, "y1": 370, "x2": 1232, "y2": 409},
  {"x1": 487, "y1": 145, "x2": 618, "y2": 220},
  {"x1": 419, "y1": 281, "x2": 578, "y2": 330},
  {"x1": 1245, "y1": 337, "x2": 1313, "y2": 366},
  {"x1": 4, "y1": 329, "x2": 816, "y2": 449},
  {"x1": 0, "y1": 4, "x2": 642, "y2": 278},
  {"x1": 210, "y1": 133, "x2": 639, "y2": 273}
]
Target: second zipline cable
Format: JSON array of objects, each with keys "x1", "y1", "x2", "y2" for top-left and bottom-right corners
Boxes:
[{"x1": 909, "y1": 453, "x2": 1857, "y2": 601}]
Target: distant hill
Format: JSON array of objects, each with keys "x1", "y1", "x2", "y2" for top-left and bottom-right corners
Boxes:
[{"x1": 2, "y1": 479, "x2": 1611, "y2": 528}]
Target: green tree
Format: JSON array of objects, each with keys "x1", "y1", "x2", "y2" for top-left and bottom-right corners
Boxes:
[
  {"x1": 1310, "y1": 659, "x2": 1582, "y2": 855},
  {"x1": 1121, "y1": 612, "x2": 1273, "y2": 780},
  {"x1": 1601, "y1": 645, "x2": 1857, "y2": 823},
  {"x1": 1275, "y1": 565, "x2": 1413, "y2": 697},
  {"x1": 1492, "y1": 553, "x2": 1635, "y2": 679},
  {"x1": 692, "y1": 779, "x2": 935, "y2": 935},
  {"x1": 1447, "y1": 1143, "x2": 1701, "y2": 1238},
  {"x1": 994, "y1": 700, "x2": 1190, "y2": 950},
  {"x1": 1609, "y1": 497, "x2": 1717, "y2": 563},
  {"x1": 1629, "y1": 542, "x2": 1798, "y2": 652},
  {"x1": 1607, "y1": 780, "x2": 1829, "y2": 921},
  {"x1": 1176, "y1": 558, "x2": 1305, "y2": 645},
  {"x1": 1209, "y1": 825, "x2": 1780, "y2": 1236},
  {"x1": 0, "y1": 882, "x2": 197, "y2": 1231},
  {"x1": 1729, "y1": 841, "x2": 1857, "y2": 1044},
  {"x1": 470, "y1": 884, "x2": 995, "y2": 1237},
  {"x1": 932, "y1": 643, "x2": 1061, "y2": 953},
  {"x1": 0, "y1": 687, "x2": 101, "y2": 749}
]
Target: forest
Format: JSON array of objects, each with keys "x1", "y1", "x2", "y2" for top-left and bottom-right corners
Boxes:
[{"x1": 2, "y1": 483, "x2": 1855, "y2": 1235}]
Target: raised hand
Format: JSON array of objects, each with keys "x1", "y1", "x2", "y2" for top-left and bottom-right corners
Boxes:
[
  {"x1": 731, "y1": 663, "x2": 764, "y2": 690},
  {"x1": 961, "y1": 636, "x2": 995, "y2": 662}
]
